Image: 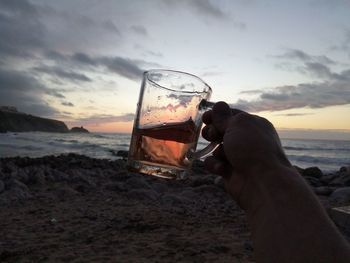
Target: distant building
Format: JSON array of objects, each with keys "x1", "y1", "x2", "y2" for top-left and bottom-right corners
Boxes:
[{"x1": 0, "y1": 106, "x2": 18, "y2": 112}]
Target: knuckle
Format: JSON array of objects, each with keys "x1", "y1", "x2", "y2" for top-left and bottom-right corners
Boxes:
[{"x1": 232, "y1": 112, "x2": 252, "y2": 123}]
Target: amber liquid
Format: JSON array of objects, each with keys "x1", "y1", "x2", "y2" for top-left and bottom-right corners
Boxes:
[{"x1": 128, "y1": 119, "x2": 199, "y2": 170}]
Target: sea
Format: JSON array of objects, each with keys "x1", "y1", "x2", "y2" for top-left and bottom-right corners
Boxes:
[{"x1": 0, "y1": 132, "x2": 349, "y2": 173}]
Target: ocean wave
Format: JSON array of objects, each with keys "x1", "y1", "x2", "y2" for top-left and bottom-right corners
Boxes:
[
  {"x1": 117, "y1": 143, "x2": 130, "y2": 147},
  {"x1": 287, "y1": 154, "x2": 350, "y2": 166},
  {"x1": 284, "y1": 146, "x2": 350, "y2": 152}
]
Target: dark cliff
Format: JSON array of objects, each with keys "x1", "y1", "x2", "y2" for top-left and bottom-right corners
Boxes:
[
  {"x1": 70, "y1": 126, "x2": 89, "y2": 133},
  {"x1": 0, "y1": 108, "x2": 69, "y2": 133}
]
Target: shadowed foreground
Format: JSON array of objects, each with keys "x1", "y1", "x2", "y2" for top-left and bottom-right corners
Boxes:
[{"x1": 0, "y1": 154, "x2": 253, "y2": 262}]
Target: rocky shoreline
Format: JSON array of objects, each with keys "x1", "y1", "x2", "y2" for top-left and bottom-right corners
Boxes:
[{"x1": 0, "y1": 154, "x2": 349, "y2": 262}]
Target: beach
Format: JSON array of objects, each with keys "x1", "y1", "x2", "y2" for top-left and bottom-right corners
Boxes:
[{"x1": 1, "y1": 154, "x2": 350, "y2": 262}]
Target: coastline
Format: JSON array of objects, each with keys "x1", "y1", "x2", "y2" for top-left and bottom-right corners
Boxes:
[{"x1": 0, "y1": 154, "x2": 349, "y2": 262}]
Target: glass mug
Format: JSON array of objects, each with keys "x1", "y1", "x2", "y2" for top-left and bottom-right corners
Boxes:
[{"x1": 127, "y1": 69, "x2": 217, "y2": 179}]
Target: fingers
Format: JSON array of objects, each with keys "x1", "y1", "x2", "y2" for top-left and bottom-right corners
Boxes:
[
  {"x1": 201, "y1": 125, "x2": 221, "y2": 142},
  {"x1": 202, "y1": 110, "x2": 212, "y2": 125},
  {"x1": 211, "y1": 101, "x2": 232, "y2": 135},
  {"x1": 212, "y1": 144, "x2": 227, "y2": 161}
]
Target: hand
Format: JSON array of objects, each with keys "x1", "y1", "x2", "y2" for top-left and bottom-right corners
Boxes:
[
  {"x1": 202, "y1": 101, "x2": 350, "y2": 262},
  {"x1": 202, "y1": 101, "x2": 291, "y2": 210}
]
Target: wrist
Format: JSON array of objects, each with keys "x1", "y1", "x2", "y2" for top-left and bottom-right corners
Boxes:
[{"x1": 238, "y1": 164, "x2": 303, "y2": 218}]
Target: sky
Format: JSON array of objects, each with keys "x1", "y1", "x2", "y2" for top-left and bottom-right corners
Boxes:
[{"x1": 0, "y1": 0, "x2": 350, "y2": 139}]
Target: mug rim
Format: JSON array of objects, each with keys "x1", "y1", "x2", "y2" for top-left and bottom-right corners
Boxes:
[{"x1": 144, "y1": 69, "x2": 212, "y2": 95}]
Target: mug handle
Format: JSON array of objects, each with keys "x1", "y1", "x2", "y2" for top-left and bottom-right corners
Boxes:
[
  {"x1": 187, "y1": 141, "x2": 220, "y2": 160},
  {"x1": 187, "y1": 100, "x2": 220, "y2": 161}
]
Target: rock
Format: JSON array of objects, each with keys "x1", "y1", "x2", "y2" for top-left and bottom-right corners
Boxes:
[
  {"x1": 329, "y1": 206, "x2": 350, "y2": 236},
  {"x1": 104, "y1": 182, "x2": 126, "y2": 192},
  {"x1": 50, "y1": 169, "x2": 68, "y2": 182},
  {"x1": 320, "y1": 173, "x2": 338, "y2": 185},
  {"x1": 116, "y1": 150, "x2": 128, "y2": 158},
  {"x1": 313, "y1": 186, "x2": 334, "y2": 196},
  {"x1": 55, "y1": 185, "x2": 78, "y2": 198},
  {"x1": 179, "y1": 188, "x2": 199, "y2": 200},
  {"x1": 339, "y1": 166, "x2": 350, "y2": 174},
  {"x1": 27, "y1": 168, "x2": 46, "y2": 185},
  {"x1": 16, "y1": 169, "x2": 28, "y2": 183},
  {"x1": 243, "y1": 241, "x2": 254, "y2": 251},
  {"x1": 191, "y1": 160, "x2": 207, "y2": 174},
  {"x1": 125, "y1": 176, "x2": 152, "y2": 190},
  {"x1": 329, "y1": 174, "x2": 350, "y2": 187},
  {"x1": 302, "y1": 167, "x2": 323, "y2": 178},
  {"x1": 0, "y1": 180, "x2": 4, "y2": 193},
  {"x1": 293, "y1": 165, "x2": 304, "y2": 175},
  {"x1": 214, "y1": 176, "x2": 224, "y2": 188},
  {"x1": 69, "y1": 126, "x2": 89, "y2": 133},
  {"x1": 127, "y1": 189, "x2": 158, "y2": 201},
  {"x1": 329, "y1": 187, "x2": 350, "y2": 204},
  {"x1": 10, "y1": 179, "x2": 29, "y2": 191},
  {"x1": 193, "y1": 185, "x2": 220, "y2": 194},
  {"x1": 303, "y1": 176, "x2": 322, "y2": 187},
  {"x1": 189, "y1": 174, "x2": 214, "y2": 187},
  {"x1": 151, "y1": 182, "x2": 169, "y2": 194},
  {"x1": 161, "y1": 194, "x2": 192, "y2": 205},
  {"x1": 209, "y1": 244, "x2": 231, "y2": 254},
  {"x1": 109, "y1": 150, "x2": 129, "y2": 158},
  {"x1": 7, "y1": 179, "x2": 32, "y2": 201}
]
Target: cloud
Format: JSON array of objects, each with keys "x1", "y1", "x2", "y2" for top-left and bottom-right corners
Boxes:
[
  {"x1": 45, "y1": 89, "x2": 66, "y2": 99},
  {"x1": 68, "y1": 52, "x2": 145, "y2": 80},
  {"x1": 98, "y1": 57, "x2": 143, "y2": 80},
  {"x1": 163, "y1": 0, "x2": 227, "y2": 19},
  {"x1": 161, "y1": 0, "x2": 245, "y2": 28},
  {"x1": 237, "y1": 49, "x2": 349, "y2": 112},
  {"x1": 131, "y1": 25, "x2": 148, "y2": 36},
  {"x1": 231, "y1": 79, "x2": 350, "y2": 112},
  {"x1": 0, "y1": 0, "x2": 46, "y2": 59},
  {"x1": 33, "y1": 66, "x2": 92, "y2": 82},
  {"x1": 71, "y1": 52, "x2": 97, "y2": 66},
  {"x1": 275, "y1": 49, "x2": 350, "y2": 81},
  {"x1": 40, "y1": 51, "x2": 148, "y2": 82},
  {"x1": 303, "y1": 62, "x2": 333, "y2": 79},
  {"x1": 275, "y1": 113, "x2": 314, "y2": 117},
  {"x1": 102, "y1": 20, "x2": 121, "y2": 35},
  {"x1": 68, "y1": 113, "x2": 135, "y2": 126},
  {"x1": 239, "y1": 89, "x2": 263, "y2": 95},
  {"x1": 0, "y1": 68, "x2": 58, "y2": 116},
  {"x1": 330, "y1": 28, "x2": 350, "y2": 56},
  {"x1": 61, "y1": 101, "x2": 74, "y2": 107},
  {"x1": 275, "y1": 48, "x2": 336, "y2": 65}
]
